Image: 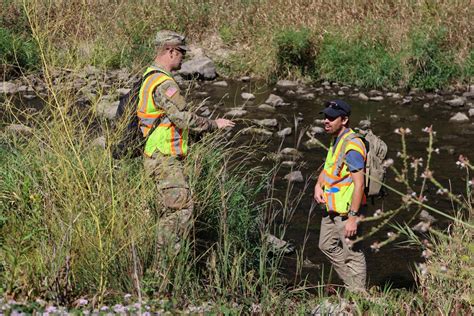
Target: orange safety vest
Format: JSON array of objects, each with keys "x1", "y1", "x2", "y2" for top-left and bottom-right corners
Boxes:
[
  {"x1": 137, "y1": 66, "x2": 188, "y2": 157},
  {"x1": 321, "y1": 128, "x2": 367, "y2": 214}
]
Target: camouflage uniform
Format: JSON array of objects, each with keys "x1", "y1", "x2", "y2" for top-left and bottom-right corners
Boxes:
[{"x1": 143, "y1": 62, "x2": 216, "y2": 249}]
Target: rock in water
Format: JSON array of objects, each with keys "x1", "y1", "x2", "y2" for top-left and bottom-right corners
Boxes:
[
  {"x1": 253, "y1": 118, "x2": 278, "y2": 128},
  {"x1": 284, "y1": 171, "x2": 303, "y2": 183},
  {"x1": 264, "y1": 94, "x2": 284, "y2": 106},
  {"x1": 449, "y1": 112, "x2": 469, "y2": 123},
  {"x1": 241, "y1": 92, "x2": 256, "y2": 100},
  {"x1": 276, "y1": 80, "x2": 298, "y2": 90},
  {"x1": 258, "y1": 104, "x2": 276, "y2": 112},
  {"x1": 358, "y1": 93, "x2": 369, "y2": 101},
  {"x1": 277, "y1": 127, "x2": 292, "y2": 137},
  {"x1": 445, "y1": 97, "x2": 466, "y2": 107},
  {"x1": 212, "y1": 80, "x2": 228, "y2": 87},
  {"x1": 224, "y1": 108, "x2": 247, "y2": 118}
]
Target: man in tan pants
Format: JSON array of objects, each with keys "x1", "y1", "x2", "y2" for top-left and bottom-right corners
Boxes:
[{"x1": 314, "y1": 100, "x2": 367, "y2": 292}]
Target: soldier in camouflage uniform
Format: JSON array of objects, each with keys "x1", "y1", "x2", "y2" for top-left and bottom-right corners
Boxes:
[{"x1": 138, "y1": 30, "x2": 235, "y2": 249}]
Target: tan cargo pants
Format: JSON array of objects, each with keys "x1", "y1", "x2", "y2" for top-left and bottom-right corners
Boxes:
[
  {"x1": 144, "y1": 152, "x2": 193, "y2": 250},
  {"x1": 318, "y1": 214, "x2": 366, "y2": 292}
]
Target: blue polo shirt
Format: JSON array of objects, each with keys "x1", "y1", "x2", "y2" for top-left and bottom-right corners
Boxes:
[{"x1": 332, "y1": 129, "x2": 365, "y2": 172}]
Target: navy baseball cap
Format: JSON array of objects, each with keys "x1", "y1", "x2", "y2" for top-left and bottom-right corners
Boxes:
[{"x1": 320, "y1": 99, "x2": 351, "y2": 118}]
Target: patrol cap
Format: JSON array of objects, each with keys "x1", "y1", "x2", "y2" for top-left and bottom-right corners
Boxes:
[
  {"x1": 320, "y1": 99, "x2": 351, "y2": 118},
  {"x1": 155, "y1": 30, "x2": 188, "y2": 51}
]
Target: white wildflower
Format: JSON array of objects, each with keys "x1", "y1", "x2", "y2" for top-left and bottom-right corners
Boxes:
[
  {"x1": 77, "y1": 299, "x2": 88, "y2": 306},
  {"x1": 45, "y1": 306, "x2": 57, "y2": 312},
  {"x1": 440, "y1": 265, "x2": 448, "y2": 273},
  {"x1": 421, "y1": 249, "x2": 432, "y2": 258},
  {"x1": 370, "y1": 241, "x2": 381, "y2": 252},
  {"x1": 374, "y1": 209, "x2": 383, "y2": 217},
  {"x1": 382, "y1": 158, "x2": 394, "y2": 168},
  {"x1": 418, "y1": 263, "x2": 428, "y2": 276}
]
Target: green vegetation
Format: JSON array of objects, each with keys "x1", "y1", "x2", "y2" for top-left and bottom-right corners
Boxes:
[
  {"x1": 274, "y1": 27, "x2": 315, "y2": 77},
  {"x1": 2, "y1": 0, "x2": 472, "y2": 89},
  {"x1": 408, "y1": 28, "x2": 461, "y2": 90},
  {"x1": 0, "y1": 27, "x2": 38, "y2": 76},
  {"x1": 317, "y1": 34, "x2": 402, "y2": 88}
]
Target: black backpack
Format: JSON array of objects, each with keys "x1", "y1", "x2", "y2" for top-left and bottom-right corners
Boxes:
[{"x1": 111, "y1": 70, "x2": 160, "y2": 159}]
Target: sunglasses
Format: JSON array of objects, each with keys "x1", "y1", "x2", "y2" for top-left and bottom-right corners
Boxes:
[
  {"x1": 324, "y1": 114, "x2": 340, "y2": 121},
  {"x1": 175, "y1": 48, "x2": 186, "y2": 56}
]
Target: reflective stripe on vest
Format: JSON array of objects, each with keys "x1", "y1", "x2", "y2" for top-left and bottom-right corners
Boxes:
[
  {"x1": 137, "y1": 67, "x2": 189, "y2": 157},
  {"x1": 322, "y1": 129, "x2": 366, "y2": 214}
]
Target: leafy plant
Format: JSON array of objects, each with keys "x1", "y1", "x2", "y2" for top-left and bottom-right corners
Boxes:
[{"x1": 407, "y1": 28, "x2": 460, "y2": 90}]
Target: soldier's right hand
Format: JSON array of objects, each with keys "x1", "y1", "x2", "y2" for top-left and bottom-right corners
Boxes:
[{"x1": 215, "y1": 118, "x2": 235, "y2": 129}]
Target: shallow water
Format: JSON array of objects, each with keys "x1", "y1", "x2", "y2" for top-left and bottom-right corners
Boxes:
[{"x1": 196, "y1": 80, "x2": 473, "y2": 289}]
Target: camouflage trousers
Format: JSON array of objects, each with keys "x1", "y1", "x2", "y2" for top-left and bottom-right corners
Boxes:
[{"x1": 144, "y1": 152, "x2": 193, "y2": 251}]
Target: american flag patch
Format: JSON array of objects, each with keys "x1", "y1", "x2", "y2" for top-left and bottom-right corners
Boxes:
[{"x1": 165, "y1": 86, "x2": 178, "y2": 98}]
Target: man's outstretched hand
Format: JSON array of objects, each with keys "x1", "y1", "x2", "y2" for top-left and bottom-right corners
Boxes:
[{"x1": 215, "y1": 118, "x2": 235, "y2": 129}]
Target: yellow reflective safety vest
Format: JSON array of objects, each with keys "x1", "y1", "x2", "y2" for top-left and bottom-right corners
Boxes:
[
  {"x1": 322, "y1": 128, "x2": 366, "y2": 214},
  {"x1": 137, "y1": 66, "x2": 188, "y2": 157}
]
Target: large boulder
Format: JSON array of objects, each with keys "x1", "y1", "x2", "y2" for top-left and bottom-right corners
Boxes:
[{"x1": 179, "y1": 56, "x2": 217, "y2": 80}]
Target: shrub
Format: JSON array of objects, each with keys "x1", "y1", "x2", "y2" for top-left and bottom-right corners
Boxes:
[
  {"x1": 0, "y1": 27, "x2": 39, "y2": 75},
  {"x1": 316, "y1": 33, "x2": 402, "y2": 88},
  {"x1": 461, "y1": 49, "x2": 474, "y2": 83},
  {"x1": 407, "y1": 28, "x2": 460, "y2": 90},
  {"x1": 274, "y1": 28, "x2": 315, "y2": 76}
]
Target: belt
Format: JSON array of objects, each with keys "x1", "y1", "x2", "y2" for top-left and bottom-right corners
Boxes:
[{"x1": 323, "y1": 210, "x2": 348, "y2": 221}]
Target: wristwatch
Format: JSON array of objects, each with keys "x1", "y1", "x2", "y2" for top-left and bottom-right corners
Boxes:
[{"x1": 348, "y1": 210, "x2": 358, "y2": 217}]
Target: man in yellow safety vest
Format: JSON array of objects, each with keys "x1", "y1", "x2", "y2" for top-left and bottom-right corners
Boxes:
[
  {"x1": 314, "y1": 100, "x2": 367, "y2": 292},
  {"x1": 138, "y1": 30, "x2": 235, "y2": 250}
]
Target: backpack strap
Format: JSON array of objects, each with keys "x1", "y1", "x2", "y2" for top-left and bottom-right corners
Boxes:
[{"x1": 335, "y1": 132, "x2": 358, "y2": 174}]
